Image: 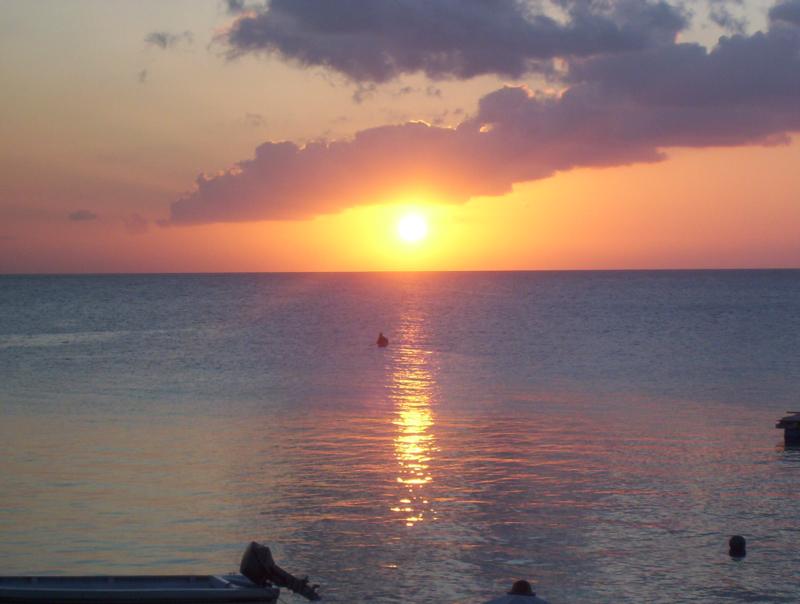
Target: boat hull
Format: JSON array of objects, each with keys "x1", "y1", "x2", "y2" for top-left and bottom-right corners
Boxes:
[{"x1": 0, "y1": 575, "x2": 279, "y2": 603}]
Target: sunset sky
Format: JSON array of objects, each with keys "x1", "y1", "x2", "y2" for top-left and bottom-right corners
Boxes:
[{"x1": 1, "y1": 0, "x2": 799, "y2": 272}]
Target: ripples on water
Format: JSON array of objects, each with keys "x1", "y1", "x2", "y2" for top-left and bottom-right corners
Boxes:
[{"x1": 1, "y1": 271, "x2": 800, "y2": 603}]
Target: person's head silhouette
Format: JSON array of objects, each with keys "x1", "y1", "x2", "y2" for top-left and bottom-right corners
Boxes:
[{"x1": 508, "y1": 580, "x2": 534, "y2": 596}]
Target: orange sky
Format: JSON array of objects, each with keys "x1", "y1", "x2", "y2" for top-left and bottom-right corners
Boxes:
[{"x1": 1, "y1": 0, "x2": 798, "y2": 272}]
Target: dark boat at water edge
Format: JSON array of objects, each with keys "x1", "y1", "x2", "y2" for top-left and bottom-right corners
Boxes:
[
  {"x1": 0, "y1": 542, "x2": 318, "y2": 603},
  {"x1": 0, "y1": 575, "x2": 279, "y2": 603}
]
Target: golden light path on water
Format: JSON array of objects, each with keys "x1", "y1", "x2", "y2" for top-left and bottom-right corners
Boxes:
[{"x1": 387, "y1": 315, "x2": 438, "y2": 527}]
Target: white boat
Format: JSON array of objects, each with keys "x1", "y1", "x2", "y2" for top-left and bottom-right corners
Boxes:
[{"x1": 0, "y1": 574, "x2": 280, "y2": 603}]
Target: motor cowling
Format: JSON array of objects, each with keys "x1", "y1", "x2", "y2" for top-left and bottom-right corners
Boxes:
[{"x1": 240, "y1": 541, "x2": 320, "y2": 601}]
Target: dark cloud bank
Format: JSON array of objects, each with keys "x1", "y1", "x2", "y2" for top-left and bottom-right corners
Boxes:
[
  {"x1": 166, "y1": 0, "x2": 800, "y2": 225},
  {"x1": 225, "y1": 0, "x2": 687, "y2": 82}
]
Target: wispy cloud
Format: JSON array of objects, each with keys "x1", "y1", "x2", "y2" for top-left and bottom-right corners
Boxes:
[
  {"x1": 144, "y1": 30, "x2": 193, "y2": 50},
  {"x1": 124, "y1": 213, "x2": 149, "y2": 235},
  {"x1": 706, "y1": 0, "x2": 748, "y2": 33},
  {"x1": 224, "y1": 0, "x2": 251, "y2": 15},
  {"x1": 68, "y1": 210, "x2": 98, "y2": 221},
  {"x1": 244, "y1": 112, "x2": 266, "y2": 127}
]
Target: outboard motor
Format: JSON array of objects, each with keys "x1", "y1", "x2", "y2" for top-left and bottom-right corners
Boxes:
[{"x1": 240, "y1": 541, "x2": 321, "y2": 601}]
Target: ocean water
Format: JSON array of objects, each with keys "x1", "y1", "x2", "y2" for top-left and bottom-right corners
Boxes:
[{"x1": 1, "y1": 271, "x2": 799, "y2": 603}]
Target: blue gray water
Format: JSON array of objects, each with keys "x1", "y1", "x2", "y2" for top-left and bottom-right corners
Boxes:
[{"x1": 1, "y1": 271, "x2": 799, "y2": 603}]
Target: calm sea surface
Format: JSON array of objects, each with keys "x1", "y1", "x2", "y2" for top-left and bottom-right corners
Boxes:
[{"x1": 1, "y1": 271, "x2": 799, "y2": 603}]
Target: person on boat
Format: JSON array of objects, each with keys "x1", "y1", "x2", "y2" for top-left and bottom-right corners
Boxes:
[
  {"x1": 483, "y1": 579, "x2": 550, "y2": 603},
  {"x1": 377, "y1": 332, "x2": 389, "y2": 347}
]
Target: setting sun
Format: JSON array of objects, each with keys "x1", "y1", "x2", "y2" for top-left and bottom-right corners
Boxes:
[{"x1": 397, "y1": 213, "x2": 429, "y2": 244}]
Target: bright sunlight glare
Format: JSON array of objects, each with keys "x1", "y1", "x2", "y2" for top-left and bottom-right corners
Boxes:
[{"x1": 397, "y1": 213, "x2": 429, "y2": 244}]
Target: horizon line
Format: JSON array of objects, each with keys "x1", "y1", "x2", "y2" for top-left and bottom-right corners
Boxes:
[{"x1": 2, "y1": 267, "x2": 799, "y2": 277}]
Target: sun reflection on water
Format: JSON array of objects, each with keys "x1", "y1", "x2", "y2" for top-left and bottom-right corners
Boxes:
[{"x1": 388, "y1": 322, "x2": 438, "y2": 527}]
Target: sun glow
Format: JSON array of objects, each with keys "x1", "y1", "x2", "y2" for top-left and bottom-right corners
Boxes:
[{"x1": 396, "y1": 213, "x2": 429, "y2": 244}]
